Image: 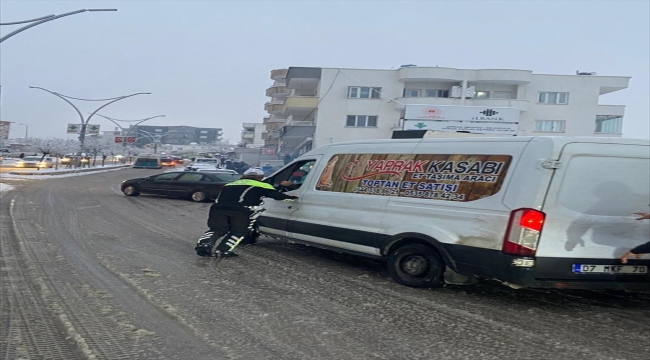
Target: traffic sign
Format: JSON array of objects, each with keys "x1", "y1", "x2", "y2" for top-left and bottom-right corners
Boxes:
[
  {"x1": 67, "y1": 124, "x2": 80, "y2": 134},
  {"x1": 87, "y1": 124, "x2": 101, "y2": 134},
  {"x1": 114, "y1": 136, "x2": 123, "y2": 143},
  {"x1": 126, "y1": 136, "x2": 136, "y2": 143}
]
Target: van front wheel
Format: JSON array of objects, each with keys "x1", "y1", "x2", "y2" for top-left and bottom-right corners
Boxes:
[{"x1": 387, "y1": 244, "x2": 444, "y2": 288}]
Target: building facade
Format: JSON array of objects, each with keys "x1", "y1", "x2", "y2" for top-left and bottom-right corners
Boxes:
[
  {"x1": 240, "y1": 122, "x2": 265, "y2": 148},
  {"x1": 0, "y1": 121, "x2": 10, "y2": 140},
  {"x1": 127, "y1": 125, "x2": 222, "y2": 147},
  {"x1": 262, "y1": 66, "x2": 629, "y2": 157}
]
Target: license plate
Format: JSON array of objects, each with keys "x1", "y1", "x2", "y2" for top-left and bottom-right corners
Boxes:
[{"x1": 572, "y1": 264, "x2": 648, "y2": 274}]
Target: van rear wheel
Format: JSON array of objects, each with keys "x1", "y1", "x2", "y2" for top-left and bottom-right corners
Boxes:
[{"x1": 387, "y1": 244, "x2": 444, "y2": 288}]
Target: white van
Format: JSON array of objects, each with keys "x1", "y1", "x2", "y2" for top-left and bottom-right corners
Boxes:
[{"x1": 258, "y1": 136, "x2": 650, "y2": 290}]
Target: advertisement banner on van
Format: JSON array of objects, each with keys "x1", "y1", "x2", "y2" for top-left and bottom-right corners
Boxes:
[{"x1": 315, "y1": 153, "x2": 512, "y2": 202}]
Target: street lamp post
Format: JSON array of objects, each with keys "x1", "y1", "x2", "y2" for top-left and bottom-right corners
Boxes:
[
  {"x1": 137, "y1": 129, "x2": 183, "y2": 154},
  {"x1": 0, "y1": 9, "x2": 117, "y2": 44},
  {"x1": 29, "y1": 86, "x2": 150, "y2": 153},
  {"x1": 93, "y1": 113, "x2": 166, "y2": 147}
]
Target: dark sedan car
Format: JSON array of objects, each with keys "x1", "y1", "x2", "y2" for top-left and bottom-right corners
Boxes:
[{"x1": 120, "y1": 171, "x2": 241, "y2": 202}]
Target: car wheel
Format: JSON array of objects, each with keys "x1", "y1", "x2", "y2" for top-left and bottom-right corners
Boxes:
[
  {"x1": 387, "y1": 243, "x2": 444, "y2": 288},
  {"x1": 190, "y1": 190, "x2": 207, "y2": 202},
  {"x1": 122, "y1": 185, "x2": 140, "y2": 196}
]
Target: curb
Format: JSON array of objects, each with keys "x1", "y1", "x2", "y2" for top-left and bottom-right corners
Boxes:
[{"x1": 7, "y1": 165, "x2": 132, "y2": 176}]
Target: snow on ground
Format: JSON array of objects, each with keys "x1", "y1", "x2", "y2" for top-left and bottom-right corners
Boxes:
[
  {"x1": 0, "y1": 183, "x2": 15, "y2": 192},
  {"x1": 0, "y1": 165, "x2": 130, "y2": 180}
]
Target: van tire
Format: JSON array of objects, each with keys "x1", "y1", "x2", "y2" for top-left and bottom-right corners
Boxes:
[{"x1": 387, "y1": 244, "x2": 444, "y2": 288}]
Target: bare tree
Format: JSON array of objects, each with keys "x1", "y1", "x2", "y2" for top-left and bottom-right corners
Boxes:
[
  {"x1": 23, "y1": 137, "x2": 78, "y2": 170},
  {"x1": 24, "y1": 137, "x2": 69, "y2": 159},
  {"x1": 83, "y1": 137, "x2": 103, "y2": 167}
]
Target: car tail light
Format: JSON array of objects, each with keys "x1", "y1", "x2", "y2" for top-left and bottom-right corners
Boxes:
[{"x1": 502, "y1": 208, "x2": 545, "y2": 257}]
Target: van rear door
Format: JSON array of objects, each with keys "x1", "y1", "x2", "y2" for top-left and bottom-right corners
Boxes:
[{"x1": 534, "y1": 141, "x2": 650, "y2": 284}]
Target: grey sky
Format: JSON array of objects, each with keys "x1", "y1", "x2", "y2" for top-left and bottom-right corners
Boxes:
[{"x1": 1, "y1": 0, "x2": 648, "y2": 141}]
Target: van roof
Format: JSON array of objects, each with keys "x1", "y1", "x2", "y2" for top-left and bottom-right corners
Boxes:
[
  {"x1": 327, "y1": 136, "x2": 647, "y2": 146},
  {"x1": 301, "y1": 136, "x2": 649, "y2": 157}
]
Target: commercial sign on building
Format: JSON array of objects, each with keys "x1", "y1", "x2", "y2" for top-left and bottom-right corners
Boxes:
[
  {"x1": 403, "y1": 105, "x2": 520, "y2": 135},
  {"x1": 403, "y1": 120, "x2": 518, "y2": 135},
  {"x1": 404, "y1": 105, "x2": 520, "y2": 123}
]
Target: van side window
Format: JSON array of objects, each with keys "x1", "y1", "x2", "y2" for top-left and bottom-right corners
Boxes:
[{"x1": 267, "y1": 160, "x2": 316, "y2": 190}]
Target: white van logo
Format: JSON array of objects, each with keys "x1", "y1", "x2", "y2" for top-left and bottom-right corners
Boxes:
[{"x1": 316, "y1": 154, "x2": 512, "y2": 202}]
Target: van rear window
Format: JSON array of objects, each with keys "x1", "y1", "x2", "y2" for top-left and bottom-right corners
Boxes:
[
  {"x1": 315, "y1": 153, "x2": 512, "y2": 202},
  {"x1": 557, "y1": 156, "x2": 650, "y2": 215}
]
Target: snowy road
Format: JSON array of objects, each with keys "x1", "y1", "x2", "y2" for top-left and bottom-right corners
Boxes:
[{"x1": 1, "y1": 169, "x2": 649, "y2": 360}]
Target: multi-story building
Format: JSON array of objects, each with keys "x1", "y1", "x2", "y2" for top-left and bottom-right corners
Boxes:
[
  {"x1": 239, "y1": 122, "x2": 265, "y2": 148},
  {"x1": 262, "y1": 66, "x2": 629, "y2": 158},
  {"x1": 0, "y1": 121, "x2": 11, "y2": 140},
  {"x1": 127, "y1": 125, "x2": 222, "y2": 147}
]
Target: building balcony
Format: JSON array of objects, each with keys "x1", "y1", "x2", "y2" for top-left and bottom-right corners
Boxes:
[
  {"x1": 397, "y1": 66, "x2": 532, "y2": 84},
  {"x1": 393, "y1": 97, "x2": 529, "y2": 112},
  {"x1": 271, "y1": 68, "x2": 288, "y2": 81},
  {"x1": 282, "y1": 96, "x2": 319, "y2": 115},
  {"x1": 472, "y1": 69, "x2": 532, "y2": 84},
  {"x1": 596, "y1": 104, "x2": 625, "y2": 116},
  {"x1": 286, "y1": 67, "x2": 321, "y2": 89},
  {"x1": 241, "y1": 131, "x2": 255, "y2": 139},
  {"x1": 266, "y1": 85, "x2": 290, "y2": 97},
  {"x1": 598, "y1": 77, "x2": 630, "y2": 95},
  {"x1": 264, "y1": 102, "x2": 284, "y2": 114}
]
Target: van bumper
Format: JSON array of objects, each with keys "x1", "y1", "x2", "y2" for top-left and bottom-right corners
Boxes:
[{"x1": 445, "y1": 245, "x2": 650, "y2": 291}]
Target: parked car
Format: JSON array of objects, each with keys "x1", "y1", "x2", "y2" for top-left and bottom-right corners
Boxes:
[
  {"x1": 120, "y1": 171, "x2": 240, "y2": 202},
  {"x1": 15, "y1": 156, "x2": 54, "y2": 168}
]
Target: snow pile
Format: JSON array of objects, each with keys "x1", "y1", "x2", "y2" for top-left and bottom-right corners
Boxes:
[
  {"x1": 0, "y1": 183, "x2": 15, "y2": 192},
  {"x1": 1, "y1": 166, "x2": 129, "y2": 180}
]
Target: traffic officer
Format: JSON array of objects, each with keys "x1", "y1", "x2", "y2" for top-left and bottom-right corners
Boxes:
[{"x1": 195, "y1": 168, "x2": 297, "y2": 258}]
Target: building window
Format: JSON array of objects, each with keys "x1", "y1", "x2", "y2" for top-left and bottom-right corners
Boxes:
[
  {"x1": 534, "y1": 120, "x2": 565, "y2": 133},
  {"x1": 155, "y1": 129, "x2": 163, "y2": 132},
  {"x1": 425, "y1": 89, "x2": 449, "y2": 98},
  {"x1": 475, "y1": 91, "x2": 490, "y2": 99},
  {"x1": 200, "y1": 135, "x2": 207, "y2": 138},
  {"x1": 595, "y1": 115, "x2": 623, "y2": 134},
  {"x1": 492, "y1": 91, "x2": 514, "y2": 99},
  {"x1": 403, "y1": 89, "x2": 421, "y2": 98},
  {"x1": 346, "y1": 115, "x2": 378, "y2": 127},
  {"x1": 538, "y1": 92, "x2": 568, "y2": 104},
  {"x1": 200, "y1": 130, "x2": 208, "y2": 134},
  {"x1": 348, "y1": 86, "x2": 381, "y2": 99}
]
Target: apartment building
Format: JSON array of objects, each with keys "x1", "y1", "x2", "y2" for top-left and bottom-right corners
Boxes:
[
  {"x1": 240, "y1": 122, "x2": 265, "y2": 148},
  {"x1": 262, "y1": 66, "x2": 629, "y2": 157},
  {"x1": 127, "y1": 125, "x2": 222, "y2": 147}
]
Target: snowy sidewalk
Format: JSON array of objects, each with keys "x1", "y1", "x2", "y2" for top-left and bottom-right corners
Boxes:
[{"x1": 1, "y1": 164, "x2": 132, "y2": 179}]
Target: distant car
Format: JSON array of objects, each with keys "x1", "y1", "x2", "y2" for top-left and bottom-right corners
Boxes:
[
  {"x1": 120, "y1": 171, "x2": 241, "y2": 202},
  {"x1": 15, "y1": 156, "x2": 54, "y2": 168},
  {"x1": 184, "y1": 163, "x2": 218, "y2": 171},
  {"x1": 193, "y1": 157, "x2": 220, "y2": 165},
  {"x1": 161, "y1": 157, "x2": 175, "y2": 167},
  {"x1": 171, "y1": 156, "x2": 184, "y2": 165},
  {"x1": 186, "y1": 165, "x2": 237, "y2": 174}
]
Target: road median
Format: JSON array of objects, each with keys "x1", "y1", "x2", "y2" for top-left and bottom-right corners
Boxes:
[{"x1": 7, "y1": 164, "x2": 132, "y2": 176}]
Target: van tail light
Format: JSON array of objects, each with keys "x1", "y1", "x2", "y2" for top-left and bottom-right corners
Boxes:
[{"x1": 502, "y1": 208, "x2": 545, "y2": 257}]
